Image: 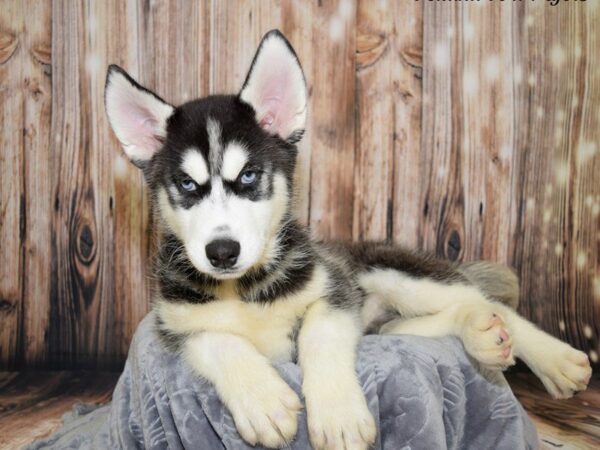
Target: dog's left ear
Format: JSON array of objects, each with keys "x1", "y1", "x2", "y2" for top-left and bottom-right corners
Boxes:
[{"x1": 239, "y1": 30, "x2": 307, "y2": 143}]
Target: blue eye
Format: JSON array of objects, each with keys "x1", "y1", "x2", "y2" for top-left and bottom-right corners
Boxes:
[
  {"x1": 240, "y1": 170, "x2": 258, "y2": 185},
  {"x1": 180, "y1": 179, "x2": 197, "y2": 192}
]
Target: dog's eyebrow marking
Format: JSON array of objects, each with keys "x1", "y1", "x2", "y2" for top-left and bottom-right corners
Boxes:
[
  {"x1": 207, "y1": 118, "x2": 223, "y2": 174},
  {"x1": 221, "y1": 143, "x2": 249, "y2": 181},
  {"x1": 181, "y1": 149, "x2": 209, "y2": 185}
]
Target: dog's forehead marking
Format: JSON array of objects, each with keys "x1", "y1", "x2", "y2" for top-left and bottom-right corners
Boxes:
[
  {"x1": 221, "y1": 143, "x2": 249, "y2": 181},
  {"x1": 207, "y1": 118, "x2": 223, "y2": 173},
  {"x1": 210, "y1": 176, "x2": 227, "y2": 204},
  {"x1": 181, "y1": 149, "x2": 209, "y2": 185}
]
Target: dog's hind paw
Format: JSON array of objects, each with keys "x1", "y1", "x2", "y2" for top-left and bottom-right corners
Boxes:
[
  {"x1": 532, "y1": 342, "x2": 592, "y2": 399},
  {"x1": 459, "y1": 305, "x2": 516, "y2": 370}
]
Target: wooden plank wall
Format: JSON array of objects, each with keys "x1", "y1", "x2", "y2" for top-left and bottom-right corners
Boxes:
[{"x1": 0, "y1": 0, "x2": 598, "y2": 370}]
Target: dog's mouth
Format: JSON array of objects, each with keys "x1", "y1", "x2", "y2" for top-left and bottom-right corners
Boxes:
[{"x1": 208, "y1": 268, "x2": 247, "y2": 280}]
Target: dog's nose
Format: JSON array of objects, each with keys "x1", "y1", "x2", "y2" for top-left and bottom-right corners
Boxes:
[{"x1": 205, "y1": 239, "x2": 240, "y2": 269}]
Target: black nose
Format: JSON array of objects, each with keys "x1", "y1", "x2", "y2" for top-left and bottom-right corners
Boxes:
[{"x1": 205, "y1": 239, "x2": 240, "y2": 269}]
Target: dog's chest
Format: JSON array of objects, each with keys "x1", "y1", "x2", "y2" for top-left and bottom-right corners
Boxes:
[
  {"x1": 157, "y1": 267, "x2": 329, "y2": 361},
  {"x1": 159, "y1": 298, "x2": 305, "y2": 361}
]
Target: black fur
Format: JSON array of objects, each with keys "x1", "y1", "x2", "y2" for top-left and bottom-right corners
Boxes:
[
  {"x1": 155, "y1": 314, "x2": 187, "y2": 353},
  {"x1": 335, "y1": 241, "x2": 468, "y2": 283},
  {"x1": 155, "y1": 218, "x2": 318, "y2": 306},
  {"x1": 106, "y1": 30, "x2": 518, "y2": 359},
  {"x1": 238, "y1": 220, "x2": 316, "y2": 303},
  {"x1": 148, "y1": 95, "x2": 297, "y2": 209}
]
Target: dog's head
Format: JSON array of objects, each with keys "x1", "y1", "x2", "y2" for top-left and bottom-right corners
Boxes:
[{"x1": 105, "y1": 30, "x2": 307, "y2": 280}]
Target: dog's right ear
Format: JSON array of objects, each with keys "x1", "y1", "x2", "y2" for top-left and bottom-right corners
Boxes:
[{"x1": 104, "y1": 65, "x2": 174, "y2": 167}]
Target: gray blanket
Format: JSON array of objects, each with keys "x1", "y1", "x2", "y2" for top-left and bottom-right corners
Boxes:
[{"x1": 29, "y1": 313, "x2": 538, "y2": 449}]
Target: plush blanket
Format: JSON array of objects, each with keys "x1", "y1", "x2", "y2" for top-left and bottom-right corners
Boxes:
[{"x1": 29, "y1": 313, "x2": 538, "y2": 450}]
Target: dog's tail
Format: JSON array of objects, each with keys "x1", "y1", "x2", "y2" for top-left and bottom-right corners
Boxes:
[{"x1": 459, "y1": 261, "x2": 520, "y2": 309}]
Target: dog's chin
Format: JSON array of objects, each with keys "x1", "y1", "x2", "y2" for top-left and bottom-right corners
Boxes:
[{"x1": 209, "y1": 269, "x2": 247, "y2": 280}]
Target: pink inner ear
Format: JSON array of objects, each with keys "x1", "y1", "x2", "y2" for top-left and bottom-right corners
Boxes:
[
  {"x1": 258, "y1": 97, "x2": 282, "y2": 130},
  {"x1": 256, "y1": 67, "x2": 296, "y2": 136},
  {"x1": 240, "y1": 36, "x2": 307, "y2": 140},
  {"x1": 117, "y1": 99, "x2": 163, "y2": 155}
]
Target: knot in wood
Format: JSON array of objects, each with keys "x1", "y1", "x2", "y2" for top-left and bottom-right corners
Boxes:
[{"x1": 77, "y1": 223, "x2": 95, "y2": 264}]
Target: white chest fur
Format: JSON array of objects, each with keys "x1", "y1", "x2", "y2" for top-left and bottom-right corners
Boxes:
[{"x1": 156, "y1": 265, "x2": 328, "y2": 362}]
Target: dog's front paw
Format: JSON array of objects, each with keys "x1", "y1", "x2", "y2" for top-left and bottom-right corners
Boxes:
[
  {"x1": 459, "y1": 305, "x2": 516, "y2": 370},
  {"x1": 532, "y1": 342, "x2": 592, "y2": 399},
  {"x1": 305, "y1": 384, "x2": 376, "y2": 450},
  {"x1": 227, "y1": 372, "x2": 302, "y2": 448}
]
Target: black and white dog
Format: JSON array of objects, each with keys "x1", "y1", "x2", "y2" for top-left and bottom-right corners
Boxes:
[{"x1": 105, "y1": 30, "x2": 591, "y2": 449}]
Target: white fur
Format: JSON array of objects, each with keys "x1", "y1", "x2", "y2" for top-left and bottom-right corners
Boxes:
[
  {"x1": 181, "y1": 149, "x2": 209, "y2": 185},
  {"x1": 105, "y1": 69, "x2": 173, "y2": 162},
  {"x1": 240, "y1": 33, "x2": 307, "y2": 140},
  {"x1": 221, "y1": 143, "x2": 249, "y2": 181},
  {"x1": 298, "y1": 301, "x2": 376, "y2": 450},
  {"x1": 359, "y1": 293, "x2": 388, "y2": 329},
  {"x1": 183, "y1": 332, "x2": 301, "y2": 447},
  {"x1": 361, "y1": 269, "x2": 592, "y2": 399},
  {"x1": 384, "y1": 303, "x2": 515, "y2": 369},
  {"x1": 158, "y1": 173, "x2": 288, "y2": 279},
  {"x1": 207, "y1": 118, "x2": 222, "y2": 170},
  {"x1": 490, "y1": 303, "x2": 591, "y2": 399},
  {"x1": 157, "y1": 264, "x2": 328, "y2": 362},
  {"x1": 359, "y1": 269, "x2": 483, "y2": 319}
]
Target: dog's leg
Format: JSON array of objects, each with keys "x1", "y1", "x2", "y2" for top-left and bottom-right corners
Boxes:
[
  {"x1": 485, "y1": 302, "x2": 592, "y2": 399},
  {"x1": 382, "y1": 304, "x2": 515, "y2": 370},
  {"x1": 380, "y1": 290, "x2": 592, "y2": 399},
  {"x1": 359, "y1": 268, "x2": 520, "y2": 369},
  {"x1": 350, "y1": 243, "x2": 591, "y2": 398},
  {"x1": 359, "y1": 268, "x2": 497, "y2": 318},
  {"x1": 298, "y1": 301, "x2": 376, "y2": 450},
  {"x1": 183, "y1": 332, "x2": 301, "y2": 448}
]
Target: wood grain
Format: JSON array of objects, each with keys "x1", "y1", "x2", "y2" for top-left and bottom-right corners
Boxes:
[
  {"x1": 0, "y1": 0, "x2": 598, "y2": 369},
  {"x1": 20, "y1": 1, "x2": 52, "y2": 369},
  {"x1": 210, "y1": 0, "x2": 283, "y2": 95},
  {"x1": 0, "y1": 1, "x2": 25, "y2": 369},
  {"x1": 420, "y1": 4, "x2": 466, "y2": 261},
  {"x1": 390, "y1": 1, "x2": 424, "y2": 248},
  {"x1": 421, "y1": 3, "x2": 522, "y2": 262},
  {"x1": 420, "y1": 1, "x2": 600, "y2": 360},
  {"x1": 353, "y1": 0, "x2": 396, "y2": 241},
  {"x1": 510, "y1": 1, "x2": 600, "y2": 358},
  {"x1": 354, "y1": 0, "x2": 423, "y2": 243},
  {"x1": 308, "y1": 0, "x2": 357, "y2": 240},
  {"x1": 48, "y1": 0, "x2": 109, "y2": 368},
  {"x1": 107, "y1": 0, "x2": 154, "y2": 365},
  {"x1": 507, "y1": 371, "x2": 600, "y2": 449},
  {"x1": 0, "y1": 371, "x2": 118, "y2": 448},
  {"x1": 281, "y1": 1, "x2": 314, "y2": 224},
  {"x1": 0, "y1": 1, "x2": 52, "y2": 369}
]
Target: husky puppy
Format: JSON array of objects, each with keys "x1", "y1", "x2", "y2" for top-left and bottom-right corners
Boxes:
[{"x1": 105, "y1": 30, "x2": 592, "y2": 450}]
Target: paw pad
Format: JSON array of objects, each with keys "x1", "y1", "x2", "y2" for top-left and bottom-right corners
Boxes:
[{"x1": 460, "y1": 307, "x2": 515, "y2": 370}]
